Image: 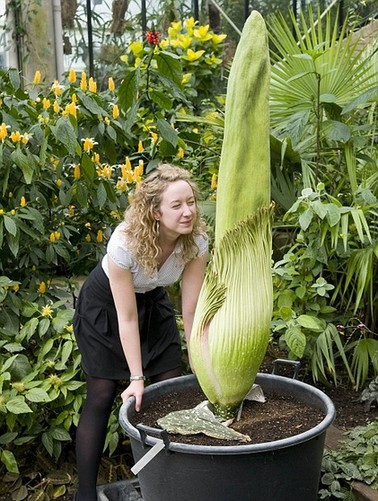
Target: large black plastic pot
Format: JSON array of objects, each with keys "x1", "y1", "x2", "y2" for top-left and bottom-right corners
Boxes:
[{"x1": 119, "y1": 373, "x2": 335, "y2": 501}]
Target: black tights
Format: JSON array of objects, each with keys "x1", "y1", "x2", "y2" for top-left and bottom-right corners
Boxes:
[{"x1": 75, "y1": 368, "x2": 181, "y2": 501}]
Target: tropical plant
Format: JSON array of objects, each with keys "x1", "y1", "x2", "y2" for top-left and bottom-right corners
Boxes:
[
  {"x1": 190, "y1": 11, "x2": 273, "y2": 419},
  {"x1": 268, "y1": 8, "x2": 378, "y2": 190},
  {"x1": 320, "y1": 420, "x2": 378, "y2": 499}
]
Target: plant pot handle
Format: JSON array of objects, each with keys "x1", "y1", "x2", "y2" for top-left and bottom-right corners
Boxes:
[
  {"x1": 272, "y1": 359, "x2": 301, "y2": 379},
  {"x1": 136, "y1": 423, "x2": 170, "y2": 450}
]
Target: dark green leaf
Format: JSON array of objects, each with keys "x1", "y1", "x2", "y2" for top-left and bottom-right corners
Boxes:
[
  {"x1": 156, "y1": 118, "x2": 178, "y2": 147},
  {"x1": 156, "y1": 52, "x2": 183, "y2": 86},
  {"x1": 54, "y1": 117, "x2": 78, "y2": 155},
  {"x1": 118, "y1": 68, "x2": 140, "y2": 111}
]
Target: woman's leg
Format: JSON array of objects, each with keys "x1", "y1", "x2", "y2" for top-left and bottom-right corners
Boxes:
[{"x1": 75, "y1": 375, "x2": 118, "y2": 501}]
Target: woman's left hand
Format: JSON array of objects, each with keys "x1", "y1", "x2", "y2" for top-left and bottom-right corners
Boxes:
[{"x1": 121, "y1": 380, "x2": 145, "y2": 412}]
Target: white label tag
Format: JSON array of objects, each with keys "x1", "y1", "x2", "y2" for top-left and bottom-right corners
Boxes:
[{"x1": 131, "y1": 439, "x2": 165, "y2": 475}]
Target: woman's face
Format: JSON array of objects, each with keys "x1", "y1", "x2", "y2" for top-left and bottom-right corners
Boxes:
[{"x1": 155, "y1": 180, "x2": 197, "y2": 240}]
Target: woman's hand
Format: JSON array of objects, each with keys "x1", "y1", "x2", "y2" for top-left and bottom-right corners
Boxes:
[{"x1": 121, "y1": 380, "x2": 145, "y2": 411}]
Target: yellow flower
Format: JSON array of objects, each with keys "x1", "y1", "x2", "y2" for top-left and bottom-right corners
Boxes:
[
  {"x1": 125, "y1": 156, "x2": 132, "y2": 171},
  {"x1": 68, "y1": 68, "x2": 76, "y2": 83},
  {"x1": 68, "y1": 205, "x2": 75, "y2": 218},
  {"x1": 112, "y1": 104, "x2": 119, "y2": 119},
  {"x1": 159, "y1": 39, "x2": 170, "y2": 49},
  {"x1": 128, "y1": 40, "x2": 144, "y2": 57},
  {"x1": 64, "y1": 102, "x2": 77, "y2": 117},
  {"x1": 92, "y1": 152, "x2": 100, "y2": 164},
  {"x1": 168, "y1": 20, "x2": 182, "y2": 37},
  {"x1": 12, "y1": 284, "x2": 19, "y2": 292},
  {"x1": 96, "y1": 230, "x2": 104, "y2": 243},
  {"x1": 21, "y1": 133, "x2": 30, "y2": 144},
  {"x1": 74, "y1": 164, "x2": 81, "y2": 180},
  {"x1": 53, "y1": 100, "x2": 60, "y2": 113},
  {"x1": 177, "y1": 34, "x2": 192, "y2": 49},
  {"x1": 56, "y1": 179, "x2": 62, "y2": 187},
  {"x1": 183, "y1": 49, "x2": 205, "y2": 62},
  {"x1": 151, "y1": 132, "x2": 158, "y2": 145},
  {"x1": 33, "y1": 70, "x2": 41, "y2": 84},
  {"x1": 0, "y1": 122, "x2": 9, "y2": 140},
  {"x1": 82, "y1": 137, "x2": 97, "y2": 153},
  {"x1": 116, "y1": 179, "x2": 128, "y2": 191},
  {"x1": 102, "y1": 165, "x2": 112, "y2": 178},
  {"x1": 9, "y1": 192, "x2": 13, "y2": 198},
  {"x1": 212, "y1": 33, "x2": 227, "y2": 45},
  {"x1": 80, "y1": 72, "x2": 87, "y2": 91},
  {"x1": 43, "y1": 98, "x2": 50, "y2": 109},
  {"x1": 49, "y1": 232, "x2": 56, "y2": 242},
  {"x1": 177, "y1": 147, "x2": 185, "y2": 158},
  {"x1": 10, "y1": 209, "x2": 16, "y2": 215},
  {"x1": 0, "y1": 209, "x2": 4, "y2": 215},
  {"x1": 20, "y1": 196, "x2": 26, "y2": 207},
  {"x1": 89, "y1": 77, "x2": 97, "y2": 93},
  {"x1": 51, "y1": 80, "x2": 63, "y2": 96},
  {"x1": 138, "y1": 140, "x2": 144, "y2": 153},
  {"x1": 134, "y1": 160, "x2": 144, "y2": 182},
  {"x1": 182, "y1": 73, "x2": 192, "y2": 85},
  {"x1": 85, "y1": 234, "x2": 91, "y2": 242},
  {"x1": 10, "y1": 131, "x2": 21, "y2": 143},
  {"x1": 205, "y1": 54, "x2": 222, "y2": 65},
  {"x1": 211, "y1": 173, "x2": 217, "y2": 190},
  {"x1": 108, "y1": 77, "x2": 115, "y2": 91},
  {"x1": 194, "y1": 25, "x2": 212, "y2": 42},
  {"x1": 72, "y1": 93, "x2": 78, "y2": 103},
  {"x1": 41, "y1": 305, "x2": 54, "y2": 317},
  {"x1": 185, "y1": 17, "x2": 196, "y2": 35},
  {"x1": 39, "y1": 281, "x2": 46, "y2": 294}
]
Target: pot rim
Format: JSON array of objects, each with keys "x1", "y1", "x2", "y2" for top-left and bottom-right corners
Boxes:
[{"x1": 119, "y1": 373, "x2": 336, "y2": 455}]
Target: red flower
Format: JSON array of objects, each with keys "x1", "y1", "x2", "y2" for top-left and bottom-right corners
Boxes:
[{"x1": 146, "y1": 30, "x2": 160, "y2": 45}]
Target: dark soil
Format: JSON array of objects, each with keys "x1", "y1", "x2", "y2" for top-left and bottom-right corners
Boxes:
[{"x1": 131, "y1": 387, "x2": 325, "y2": 446}]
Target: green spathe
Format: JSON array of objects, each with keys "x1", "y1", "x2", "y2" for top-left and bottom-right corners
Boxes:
[
  {"x1": 190, "y1": 10, "x2": 272, "y2": 420},
  {"x1": 215, "y1": 10, "x2": 271, "y2": 244},
  {"x1": 190, "y1": 208, "x2": 273, "y2": 419}
]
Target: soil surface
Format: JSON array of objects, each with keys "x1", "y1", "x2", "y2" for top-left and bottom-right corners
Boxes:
[{"x1": 131, "y1": 387, "x2": 325, "y2": 446}]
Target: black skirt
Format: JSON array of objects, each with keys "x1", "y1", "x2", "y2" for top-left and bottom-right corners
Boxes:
[{"x1": 73, "y1": 262, "x2": 181, "y2": 380}]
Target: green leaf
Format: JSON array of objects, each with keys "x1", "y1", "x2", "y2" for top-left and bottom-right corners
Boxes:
[
  {"x1": 52, "y1": 309, "x2": 74, "y2": 333},
  {"x1": 299, "y1": 208, "x2": 313, "y2": 230},
  {"x1": 323, "y1": 120, "x2": 351, "y2": 142},
  {"x1": 3, "y1": 215, "x2": 17, "y2": 236},
  {"x1": 80, "y1": 153, "x2": 96, "y2": 184},
  {"x1": 1, "y1": 450, "x2": 19, "y2": 473},
  {"x1": 118, "y1": 68, "x2": 140, "y2": 111},
  {"x1": 156, "y1": 118, "x2": 178, "y2": 147},
  {"x1": 54, "y1": 117, "x2": 78, "y2": 155},
  {"x1": 297, "y1": 314, "x2": 325, "y2": 331},
  {"x1": 26, "y1": 388, "x2": 50, "y2": 403},
  {"x1": 156, "y1": 52, "x2": 183, "y2": 86},
  {"x1": 10, "y1": 148, "x2": 35, "y2": 184},
  {"x1": 50, "y1": 428, "x2": 71, "y2": 441},
  {"x1": 6, "y1": 396, "x2": 32, "y2": 414},
  {"x1": 150, "y1": 90, "x2": 173, "y2": 110},
  {"x1": 79, "y1": 92, "x2": 105, "y2": 115},
  {"x1": 97, "y1": 182, "x2": 107, "y2": 208},
  {"x1": 285, "y1": 326, "x2": 306, "y2": 357}
]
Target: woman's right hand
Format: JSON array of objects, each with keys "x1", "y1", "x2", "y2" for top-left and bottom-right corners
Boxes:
[{"x1": 121, "y1": 380, "x2": 145, "y2": 412}]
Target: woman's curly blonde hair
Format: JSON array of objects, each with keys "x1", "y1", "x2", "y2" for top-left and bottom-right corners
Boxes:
[{"x1": 123, "y1": 163, "x2": 207, "y2": 276}]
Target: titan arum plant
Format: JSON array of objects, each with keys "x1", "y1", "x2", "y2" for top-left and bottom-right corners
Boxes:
[{"x1": 158, "y1": 11, "x2": 273, "y2": 438}]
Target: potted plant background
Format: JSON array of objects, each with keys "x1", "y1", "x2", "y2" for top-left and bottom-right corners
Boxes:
[{"x1": 119, "y1": 11, "x2": 336, "y2": 501}]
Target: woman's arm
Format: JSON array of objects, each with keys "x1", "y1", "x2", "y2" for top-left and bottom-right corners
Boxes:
[
  {"x1": 181, "y1": 250, "x2": 208, "y2": 369},
  {"x1": 107, "y1": 257, "x2": 145, "y2": 411}
]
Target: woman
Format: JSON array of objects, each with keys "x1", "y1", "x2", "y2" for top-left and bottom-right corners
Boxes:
[{"x1": 73, "y1": 163, "x2": 208, "y2": 501}]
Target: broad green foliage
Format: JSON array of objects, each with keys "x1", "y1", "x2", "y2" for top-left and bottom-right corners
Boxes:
[
  {"x1": 0, "y1": 276, "x2": 84, "y2": 474},
  {"x1": 320, "y1": 421, "x2": 378, "y2": 498}
]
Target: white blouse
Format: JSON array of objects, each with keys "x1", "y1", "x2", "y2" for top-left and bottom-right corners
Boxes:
[{"x1": 102, "y1": 222, "x2": 208, "y2": 293}]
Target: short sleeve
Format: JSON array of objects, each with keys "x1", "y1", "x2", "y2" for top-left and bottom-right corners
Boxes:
[{"x1": 106, "y1": 224, "x2": 137, "y2": 270}]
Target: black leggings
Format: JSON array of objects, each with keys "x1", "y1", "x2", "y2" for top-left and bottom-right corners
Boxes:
[{"x1": 75, "y1": 368, "x2": 181, "y2": 501}]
